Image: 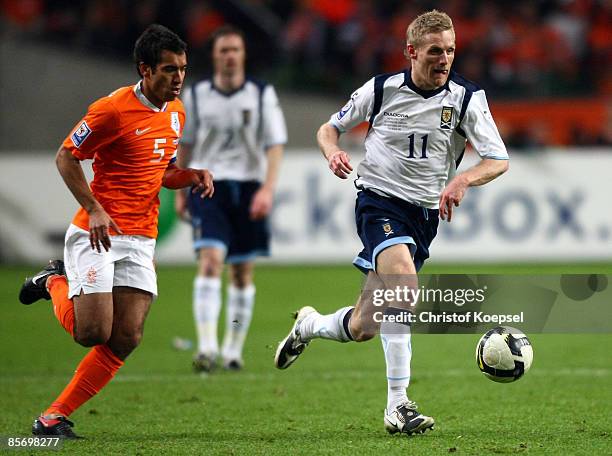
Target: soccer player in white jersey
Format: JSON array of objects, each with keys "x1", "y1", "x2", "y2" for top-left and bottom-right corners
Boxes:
[
  {"x1": 275, "y1": 10, "x2": 509, "y2": 435},
  {"x1": 177, "y1": 26, "x2": 287, "y2": 372}
]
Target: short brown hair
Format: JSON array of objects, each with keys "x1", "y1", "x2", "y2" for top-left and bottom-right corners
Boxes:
[
  {"x1": 406, "y1": 10, "x2": 454, "y2": 49},
  {"x1": 210, "y1": 25, "x2": 246, "y2": 49}
]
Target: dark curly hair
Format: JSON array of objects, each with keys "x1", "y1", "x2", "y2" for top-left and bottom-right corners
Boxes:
[{"x1": 133, "y1": 24, "x2": 187, "y2": 77}]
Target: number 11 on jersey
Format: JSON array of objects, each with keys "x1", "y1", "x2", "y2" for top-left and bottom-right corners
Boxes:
[{"x1": 407, "y1": 133, "x2": 428, "y2": 159}]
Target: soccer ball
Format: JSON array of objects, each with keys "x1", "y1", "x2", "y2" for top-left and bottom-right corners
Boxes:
[{"x1": 475, "y1": 326, "x2": 533, "y2": 383}]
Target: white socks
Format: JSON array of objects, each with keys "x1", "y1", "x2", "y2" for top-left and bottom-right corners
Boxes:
[
  {"x1": 193, "y1": 276, "x2": 221, "y2": 356},
  {"x1": 298, "y1": 306, "x2": 354, "y2": 342},
  {"x1": 193, "y1": 277, "x2": 256, "y2": 362},
  {"x1": 298, "y1": 307, "x2": 412, "y2": 411},
  {"x1": 221, "y1": 284, "x2": 255, "y2": 362},
  {"x1": 296, "y1": 304, "x2": 411, "y2": 410},
  {"x1": 381, "y1": 311, "x2": 412, "y2": 411}
]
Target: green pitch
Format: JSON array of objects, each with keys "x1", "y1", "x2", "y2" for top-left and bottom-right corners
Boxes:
[{"x1": 1, "y1": 264, "x2": 611, "y2": 454}]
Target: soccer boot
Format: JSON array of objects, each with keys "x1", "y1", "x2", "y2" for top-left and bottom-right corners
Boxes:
[
  {"x1": 19, "y1": 260, "x2": 65, "y2": 305},
  {"x1": 274, "y1": 306, "x2": 317, "y2": 369},
  {"x1": 384, "y1": 400, "x2": 435, "y2": 435},
  {"x1": 223, "y1": 359, "x2": 244, "y2": 371},
  {"x1": 32, "y1": 415, "x2": 81, "y2": 439},
  {"x1": 193, "y1": 353, "x2": 217, "y2": 373}
]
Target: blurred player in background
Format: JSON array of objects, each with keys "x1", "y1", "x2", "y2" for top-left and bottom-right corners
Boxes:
[
  {"x1": 276, "y1": 10, "x2": 509, "y2": 436},
  {"x1": 176, "y1": 25, "x2": 286, "y2": 372},
  {"x1": 18, "y1": 24, "x2": 213, "y2": 438}
]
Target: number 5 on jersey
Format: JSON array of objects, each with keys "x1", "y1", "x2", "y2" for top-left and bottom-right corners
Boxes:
[{"x1": 151, "y1": 138, "x2": 166, "y2": 162}]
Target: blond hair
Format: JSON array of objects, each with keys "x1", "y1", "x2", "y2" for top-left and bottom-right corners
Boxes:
[{"x1": 406, "y1": 10, "x2": 454, "y2": 48}]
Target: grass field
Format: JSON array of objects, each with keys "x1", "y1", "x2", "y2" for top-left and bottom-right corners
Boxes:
[{"x1": 1, "y1": 264, "x2": 611, "y2": 455}]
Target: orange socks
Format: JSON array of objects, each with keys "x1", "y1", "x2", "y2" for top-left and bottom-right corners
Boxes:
[
  {"x1": 44, "y1": 276, "x2": 124, "y2": 418},
  {"x1": 47, "y1": 275, "x2": 75, "y2": 337},
  {"x1": 44, "y1": 344, "x2": 124, "y2": 417}
]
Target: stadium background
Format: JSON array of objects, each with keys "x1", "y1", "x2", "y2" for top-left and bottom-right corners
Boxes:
[{"x1": 0, "y1": 1, "x2": 611, "y2": 454}]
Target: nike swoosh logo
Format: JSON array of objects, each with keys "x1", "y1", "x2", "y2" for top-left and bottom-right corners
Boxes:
[
  {"x1": 135, "y1": 127, "x2": 151, "y2": 135},
  {"x1": 31, "y1": 272, "x2": 47, "y2": 285}
]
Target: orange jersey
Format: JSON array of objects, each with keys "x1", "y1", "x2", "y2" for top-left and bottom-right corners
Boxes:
[{"x1": 62, "y1": 83, "x2": 185, "y2": 238}]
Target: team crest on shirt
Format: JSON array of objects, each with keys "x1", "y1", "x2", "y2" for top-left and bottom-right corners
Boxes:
[
  {"x1": 170, "y1": 111, "x2": 180, "y2": 135},
  {"x1": 382, "y1": 223, "x2": 394, "y2": 237},
  {"x1": 440, "y1": 106, "x2": 454, "y2": 130},
  {"x1": 71, "y1": 121, "x2": 92, "y2": 148}
]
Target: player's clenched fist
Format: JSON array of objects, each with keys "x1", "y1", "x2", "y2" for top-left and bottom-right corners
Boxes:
[
  {"x1": 161, "y1": 165, "x2": 214, "y2": 198},
  {"x1": 328, "y1": 151, "x2": 353, "y2": 179}
]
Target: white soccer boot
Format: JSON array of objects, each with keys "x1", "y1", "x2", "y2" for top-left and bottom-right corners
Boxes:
[
  {"x1": 274, "y1": 306, "x2": 318, "y2": 369},
  {"x1": 384, "y1": 400, "x2": 435, "y2": 435}
]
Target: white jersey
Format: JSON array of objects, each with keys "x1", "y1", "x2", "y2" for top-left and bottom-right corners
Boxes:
[
  {"x1": 330, "y1": 70, "x2": 508, "y2": 208},
  {"x1": 181, "y1": 78, "x2": 287, "y2": 181}
]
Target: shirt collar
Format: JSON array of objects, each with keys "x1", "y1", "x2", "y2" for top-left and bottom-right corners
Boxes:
[
  {"x1": 401, "y1": 69, "x2": 451, "y2": 99},
  {"x1": 133, "y1": 81, "x2": 168, "y2": 112}
]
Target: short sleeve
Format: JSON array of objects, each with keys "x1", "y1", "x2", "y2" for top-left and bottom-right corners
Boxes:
[
  {"x1": 262, "y1": 85, "x2": 287, "y2": 148},
  {"x1": 329, "y1": 78, "x2": 375, "y2": 133},
  {"x1": 461, "y1": 91, "x2": 508, "y2": 160},
  {"x1": 62, "y1": 97, "x2": 120, "y2": 160},
  {"x1": 180, "y1": 86, "x2": 196, "y2": 146}
]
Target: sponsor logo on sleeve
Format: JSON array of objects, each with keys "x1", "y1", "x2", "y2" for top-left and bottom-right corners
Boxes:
[
  {"x1": 337, "y1": 100, "x2": 354, "y2": 120},
  {"x1": 71, "y1": 121, "x2": 92, "y2": 148},
  {"x1": 440, "y1": 106, "x2": 454, "y2": 130}
]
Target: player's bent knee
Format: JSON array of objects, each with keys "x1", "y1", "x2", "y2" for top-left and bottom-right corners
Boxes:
[
  {"x1": 108, "y1": 332, "x2": 143, "y2": 359},
  {"x1": 74, "y1": 326, "x2": 111, "y2": 347},
  {"x1": 384, "y1": 261, "x2": 416, "y2": 275}
]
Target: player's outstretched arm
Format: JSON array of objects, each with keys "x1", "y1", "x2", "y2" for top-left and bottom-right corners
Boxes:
[
  {"x1": 56, "y1": 146, "x2": 123, "y2": 252},
  {"x1": 162, "y1": 163, "x2": 214, "y2": 198},
  {"x1": 439, "y1": 158, "x2": 509, "y2": 222},
  {"x1": 316, "y1": 123, "x2": 353, "y2": 179}
]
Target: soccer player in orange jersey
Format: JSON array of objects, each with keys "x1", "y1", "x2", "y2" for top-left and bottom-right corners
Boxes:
[{"x1": 18, "y1": 24, "x2": 213, "y2": 438}]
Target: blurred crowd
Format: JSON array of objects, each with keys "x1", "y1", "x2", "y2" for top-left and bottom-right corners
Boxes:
[
  {"x1": 2, "y1": 0, "x2": 611, "y2": 96},
  {"x1": 2, "y1": 0, "x2": 611, "y2": 147}
]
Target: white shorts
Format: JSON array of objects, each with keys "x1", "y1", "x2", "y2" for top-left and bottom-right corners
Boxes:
[{"x1": 64, "y1": 224, "x2": 157, "y2": 299}]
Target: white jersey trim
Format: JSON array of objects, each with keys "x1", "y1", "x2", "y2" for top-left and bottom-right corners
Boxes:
[{"x1": 133, "y1": 81, "x2": 167, "y2": 112}]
